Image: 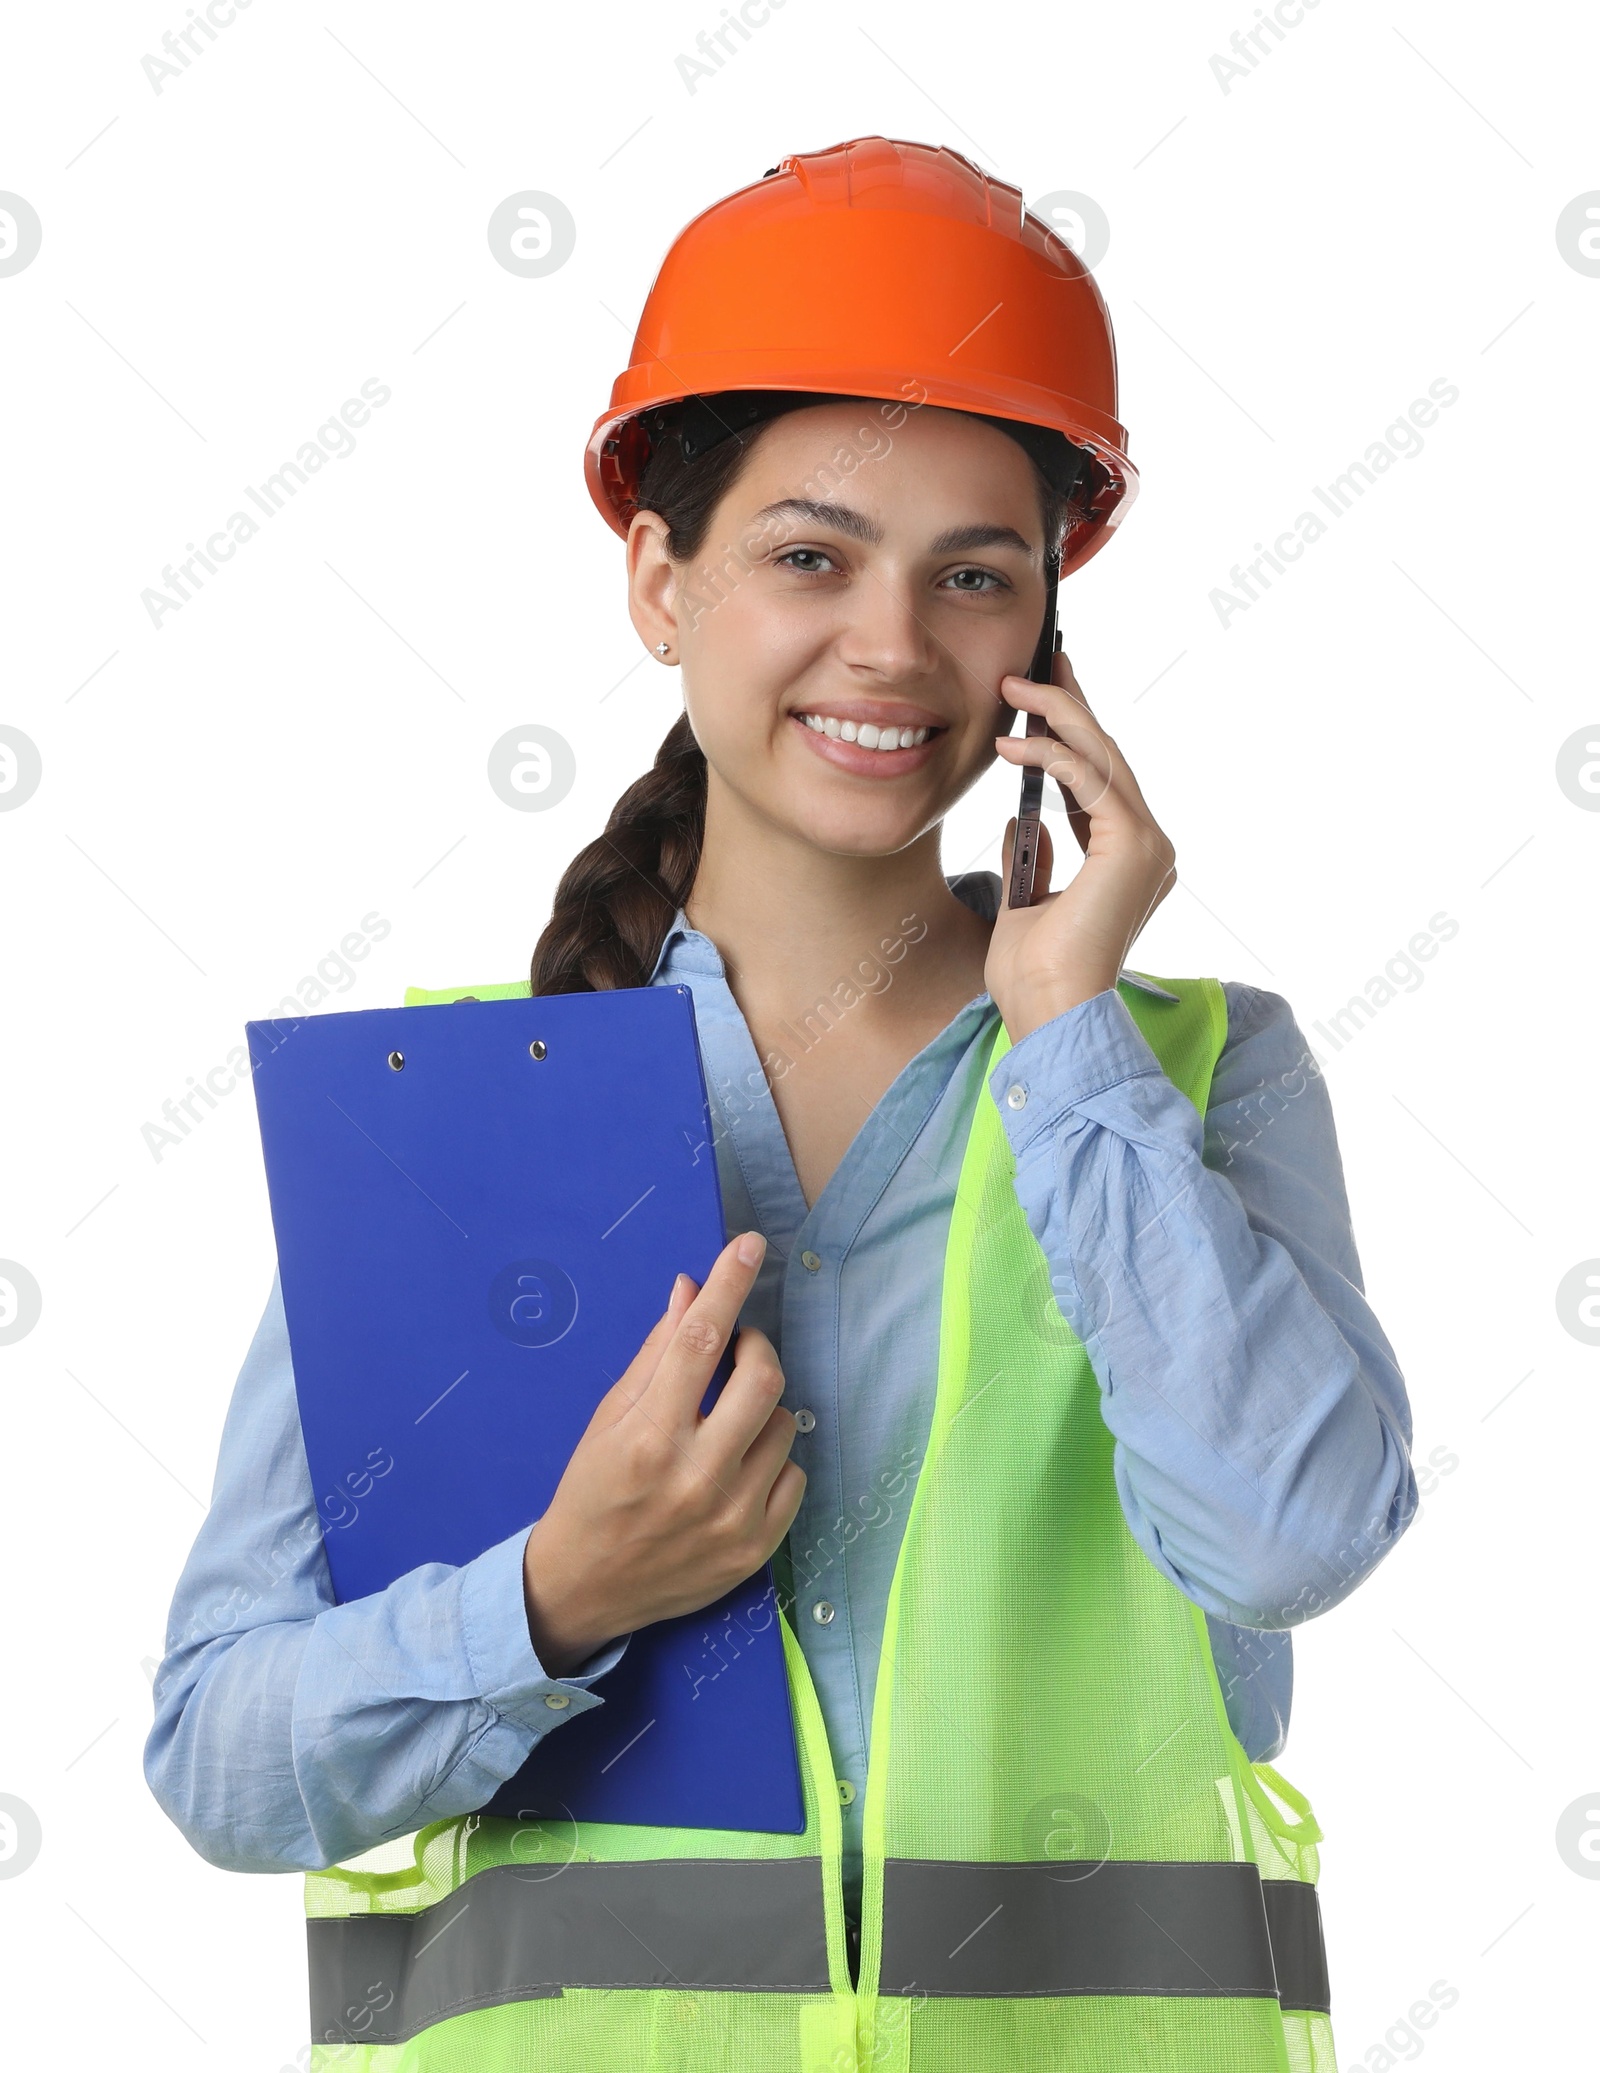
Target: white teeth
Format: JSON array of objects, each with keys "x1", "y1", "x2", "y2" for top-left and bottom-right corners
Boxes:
[{"x1": 798, "y1": 714, "x2": 934, "y2": 749}]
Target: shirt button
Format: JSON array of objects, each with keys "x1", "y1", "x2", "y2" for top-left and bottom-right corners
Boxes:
[
  {"x1": 811, "y1": 1600, "x2": 836, "y2": 1625},
  {"x1": 800, "y1": 1250, "x2": 822, "y2": 1272},
  {"x1": 1005, "y1": 1083, "x2": 1028, "y2": 1110},
  {"x1": 837, "y1": 1779, "x2": 857, "y2": 1806},
  {"x1": 543, "y1": 1692, "x2": 572, "y2": 1709},
  {"x1": 793, "y1": 1407, "x2": 816, "y2": 1433}
]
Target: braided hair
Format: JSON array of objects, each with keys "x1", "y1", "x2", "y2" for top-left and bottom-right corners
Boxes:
[{"x1": 528, "y1": 395, "x2": 1084, "y2": 995}]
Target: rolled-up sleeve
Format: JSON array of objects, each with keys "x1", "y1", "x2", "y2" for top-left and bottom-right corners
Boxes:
[
  {"x1": 990, "y1": 980, "x2": 1416, "y2": 1632},
  {"x1": 143, "y1": 1271, "x2": 631, "y2": 1874}
]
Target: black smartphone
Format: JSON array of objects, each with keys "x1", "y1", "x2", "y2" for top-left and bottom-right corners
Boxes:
[{"x1": 1005, "y1": 559, "x2": 1063, "y2": 910}]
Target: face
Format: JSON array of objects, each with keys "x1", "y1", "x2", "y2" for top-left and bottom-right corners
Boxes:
[{"x1": 626, "y1": 401, "x2": 1052, "y2": 859}]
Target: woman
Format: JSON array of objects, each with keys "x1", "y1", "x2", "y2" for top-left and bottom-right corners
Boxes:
[{"x1": 147, "y1": 138, "x2": 1414, "y2": 2070}]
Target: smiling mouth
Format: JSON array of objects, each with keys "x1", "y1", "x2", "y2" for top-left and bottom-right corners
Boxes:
[{"x1": 792, "y1": 712, "x2": 943, "y2": 752}]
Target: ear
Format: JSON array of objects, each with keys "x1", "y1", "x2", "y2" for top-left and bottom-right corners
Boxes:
[{"x1": 626, "y1": 510, "x2": 680, "y2": 658}]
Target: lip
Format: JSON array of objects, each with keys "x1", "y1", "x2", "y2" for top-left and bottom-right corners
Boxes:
[
  {"x1": 790, "y1": 698, "x2": 948, "y2": 731},
  {"x1": 789, "y1": 711, "x2": 945, "y2": 778}
]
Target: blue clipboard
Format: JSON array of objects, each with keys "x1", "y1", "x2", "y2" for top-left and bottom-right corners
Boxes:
[{"x1": 244, "y1": 983, "x2": 804, "y2": 1834}]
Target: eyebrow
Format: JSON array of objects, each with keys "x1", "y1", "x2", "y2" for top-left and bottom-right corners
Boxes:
[
  {"x1": 929, "y1": 521, "x2": 1036, "y2": 557},
  {"x1": 749, "y1": 498, "x2": 1036, "y2": 558}
]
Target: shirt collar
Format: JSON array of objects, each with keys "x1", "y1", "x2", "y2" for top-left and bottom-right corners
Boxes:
[
  {"x1": 647, "y1": 870, "x2": 1181, "y2": 1002},
  {"x1": 649, "y1": 913, "x2": 724, "y2": 984}
]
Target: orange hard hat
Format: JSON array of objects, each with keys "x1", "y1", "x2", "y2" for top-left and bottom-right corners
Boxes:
[{"x1": 585, "y1": 136, "x2": 1136, "y2": 578}]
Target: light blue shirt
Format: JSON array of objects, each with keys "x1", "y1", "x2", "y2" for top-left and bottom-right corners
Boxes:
[{"x1": 145, "y1": 871, "x2": 1415, "y2": 1918}]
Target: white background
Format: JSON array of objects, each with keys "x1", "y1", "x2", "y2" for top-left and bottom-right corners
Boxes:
[{"x1": 2, "y1": 1, "x2": 1596, "y2": 2066}]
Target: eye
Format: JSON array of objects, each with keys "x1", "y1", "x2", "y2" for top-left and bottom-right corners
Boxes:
[
  {"x1": 774, "y1": 546, "x2": 840, "y2": 575},
  {"x1": 941, "y1": 566, "x2": 1010, "y2": 594}
]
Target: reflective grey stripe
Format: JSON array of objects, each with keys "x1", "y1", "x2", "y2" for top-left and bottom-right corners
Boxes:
[
  {"x1": 309, "y1": 1856, "x2": 1330, "y2": 2043},
  {"x1": 308, "y1": 1858, "x2": 830, "y2": 2045},
  {"x1": 879, "y1": 1859, "x2": 1290, "y2": 1999},
  {"x1": 1263, "y1": 1878, "x2": 1331, "y2": 2013}
]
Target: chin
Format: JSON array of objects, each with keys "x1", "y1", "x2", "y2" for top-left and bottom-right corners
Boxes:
[{"x1": 782, "y1": 803, "x2": 928, "y2": 858}]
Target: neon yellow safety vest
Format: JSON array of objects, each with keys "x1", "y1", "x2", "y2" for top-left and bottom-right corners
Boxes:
[{"x1": 304, "y1": 973, "x2": 1335, "y2": 2071}]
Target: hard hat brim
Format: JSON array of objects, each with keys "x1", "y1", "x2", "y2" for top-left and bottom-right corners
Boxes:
[{"x1": 587, "y1": 369, "x2": 1137, "y2": 580}]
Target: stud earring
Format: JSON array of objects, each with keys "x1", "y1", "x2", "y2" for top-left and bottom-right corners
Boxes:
[{"x1": 654, "y1": 641, "x2": 671, "y2": 657}]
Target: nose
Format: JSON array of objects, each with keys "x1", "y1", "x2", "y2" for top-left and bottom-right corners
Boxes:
[{"x1": 833, "y1": 570, "x2": 937, "y2": 683}]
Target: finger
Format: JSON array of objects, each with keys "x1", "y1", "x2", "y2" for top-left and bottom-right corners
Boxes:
[
  {"x1": 730, "y1": 1388, "x2": 802, "y2": 1494},
  {"x1": 996, "y1": 726, "x2": 1094, "y2": 848},
  {"x1": 997, "y1": 729, "x2": 1165, "y2": 872},
  {"x1": 591, "y1": 1270, "x2": 700, "y2": 1425},
  {"x1": 1061, "y1": 786, "x2": 1091, "y2": 856},
  {"x1": 999, "y1": 673, "x2": 1109, "y2": 769},
  {"x1": 696, "y1": 1324, "x2": 791, "y2": 1475},
  {"x1": 1001, "y1": 673, "x2": 1169, "y2": 830},
  {"x1": 762, "y1": 1455, "x2": 808, "y2": 1539},
  {"x1": 996, "y1": 663, "x2": 1093, "y2": 850},
  {"x1": 995, "y1": 723, "x2": 1114, "y2": 813},
  {"x1": 997, "y1": 678, "x2": 1104, "y2": 755},
  {"x1": 1034, "y1": 813, "x2": 1057, "y2": 887},
  {"x1": 998, "y1": 671, "x2": 1174, "y2": 882},
  {"x1": 643, "y1": 1230, "x2": 768, "y2": 1431},
  {"x1": 1016, "y1": 709, "x2": 1094, "y2": 854},
  {"x1": 999, "y1": 665, "x2": 1094, "y2": 731},
  {"x1": 726, "y1": 1417, "x2": 806, "y2": 1539},
  {"x1": 994, "y1": 683, "x2": 1159, "y2": 820}
]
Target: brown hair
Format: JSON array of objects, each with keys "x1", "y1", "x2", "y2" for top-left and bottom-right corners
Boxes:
[{"x1": 528, "y1": 395, "x2": 1082, "y2": 996}]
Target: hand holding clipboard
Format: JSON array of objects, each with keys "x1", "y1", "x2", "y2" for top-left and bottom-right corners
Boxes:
[{"x1": 247, "y1": 984, "x2": 805, "y2": 1832}]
